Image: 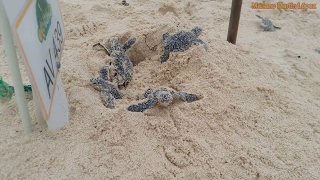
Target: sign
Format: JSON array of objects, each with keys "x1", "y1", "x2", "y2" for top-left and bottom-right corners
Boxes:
[{"x1": 2, "y1": 0, "x2": 68, "y2": 129}]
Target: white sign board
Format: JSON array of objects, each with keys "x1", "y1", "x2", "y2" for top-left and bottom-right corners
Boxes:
[{"x1": 2, "y1": 0, "x2": 68, "y2": 129}]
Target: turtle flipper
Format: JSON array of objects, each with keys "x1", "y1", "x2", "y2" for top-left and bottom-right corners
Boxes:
[
  {"x1": 101, "y1": 91, "x2": 115, "y2": 109},
  {"x1": 176, "y1": 92, "x2": 199, "y2": 103},
  {"x1": 99, "y1": 66, "x2": 110, "y2": 81},
  {"x1": 255, "y1": 14, "x2": 264, "y2": 19},
  {"x1": 127, "y1": 98, "x2": 157, "y2": 112},
  {"x1": 104, "y1": 81, "x2": 122, "y2": 99},
  {"x1": 273, "y1": 25, "x2": 281, "y2": 29},
  {"x1": 122, "y1": 38, "x2": 136, "y2": 52},
  {"x1": 160, "y1": 51, "x2": 170, "y2": 63},
  {"x1": 193, "y1": 39, "x2": 208, "y2": 51},
  {"x1": 93, "y1": 42, "x2": 111, "y2": 56},
  {"x1": 90, "y1": 77, "x2": 122, "y2": 99},
  {"x1": 163, "y1": 32, "x2": 170, "y2": 41}
]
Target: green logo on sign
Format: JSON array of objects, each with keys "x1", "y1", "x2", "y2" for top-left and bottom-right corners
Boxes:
[{"x1": 36, "y1": 0, "x2": 53, "y2": 43}]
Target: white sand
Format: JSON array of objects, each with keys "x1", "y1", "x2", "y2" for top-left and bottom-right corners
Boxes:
[{"x1": 1, "y1": 0, "x2": 320, "y2": 179}]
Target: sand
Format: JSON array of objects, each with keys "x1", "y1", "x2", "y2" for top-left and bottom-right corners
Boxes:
[{"x1": 1, "y1": 0, "x2": 320, "y2": 179}]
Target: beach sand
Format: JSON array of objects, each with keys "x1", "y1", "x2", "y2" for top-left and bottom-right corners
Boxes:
[{"x1": 1, "y1": 0, "x2": 320, "y2": 179}]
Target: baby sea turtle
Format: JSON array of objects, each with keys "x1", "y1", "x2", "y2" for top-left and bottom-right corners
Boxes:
[
  {"x1": 93, "y1": 37, "x2": 136, "y2": 88},
  {"x1": 127, "y1": 87, "x2": 200, "y2": 112},
  {"x1": 160, "y1": 27, "x2": 208, "y2": 63},
  {"x1": 256, "y1": 14, "x2": 281, "y2": 31},
  {"x1": 315, "y1": 48, "x2": 320, "y2": 54},
  {"x1": 122, "y1": 0, "x2": 129, "y2": 6},
  {"x1": 90, "y1": 66, "x2": 123, "y2": 109}
]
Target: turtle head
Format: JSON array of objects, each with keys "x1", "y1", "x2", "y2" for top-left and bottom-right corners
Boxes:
[
  {"x1": 191, "y1": 27, "x2": 202, "y2": 37},
  {"x1": 115, "y1": 74, "x2": 125, "y2": 86},
  {"x1": 90, "y1": 77, "x2": 105, "y2": 91},
  {"x1": 144, "y1": 88, "x2": 154, "y2": 98},
  {"x1": 99, "y1": 66, "x2": 110, "y2": 81},
  {"x1": 109, "y1": 38, "x2": 122, "y2": 52}
]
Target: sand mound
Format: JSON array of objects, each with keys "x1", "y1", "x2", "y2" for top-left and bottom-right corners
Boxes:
[{"x1": 1, "y1": 0, "x2": 320, "y2": 179}]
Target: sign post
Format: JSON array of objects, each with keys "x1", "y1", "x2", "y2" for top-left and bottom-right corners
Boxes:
[
  {"x1": 0, "y1": 0, "x2": 32, "y2": 134},
  {"x1": 33, "y1": 90, "x2": 47, "y2": 126},
  {"x1": 227, "y1": 0, "x2": 243, "y2": 44},
  {"x1": 2, "y1": 0, "x2": 69, "y2": 130}
]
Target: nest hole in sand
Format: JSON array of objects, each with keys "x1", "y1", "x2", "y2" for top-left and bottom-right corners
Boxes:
[{"x1": 117, "y1": 23, "x2": 178, "y2": 66}]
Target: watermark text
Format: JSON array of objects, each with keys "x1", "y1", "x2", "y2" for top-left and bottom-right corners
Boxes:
[{"x1": 252, "y1": 2, "x2": 317, "y2": 10}]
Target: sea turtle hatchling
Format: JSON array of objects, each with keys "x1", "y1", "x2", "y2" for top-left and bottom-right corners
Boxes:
[
  {"x1": 122, "y1": 0, "x2": 129, "y2": 6},
  {"x1": 90, "y1": 66, "x2": 123, "y2": 109},
  {"x1": 127, "y1": 87, "x2": 200, "y2": 112},
  {"x1": 93, "y1": 37, "x2": 136, "y2": 88},
  {"x1": 160, "y1": 26, "x2": 208, "y2": 63},
  {"x1": 256, "y1": 14, "x2": 281, "y2": 31}
]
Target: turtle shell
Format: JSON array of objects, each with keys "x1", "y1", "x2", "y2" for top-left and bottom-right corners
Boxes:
[{"x1": 164, "y1": 31, "x2": 195, "y2": 52}]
